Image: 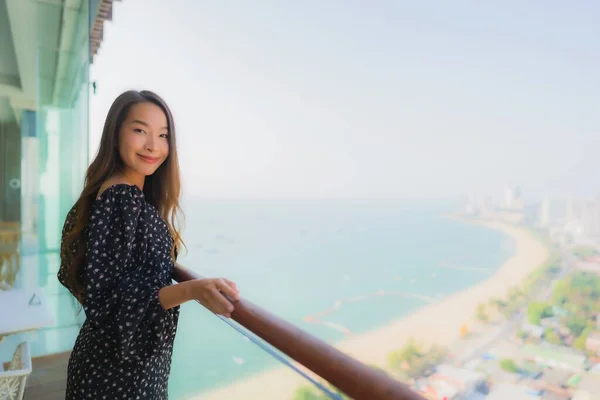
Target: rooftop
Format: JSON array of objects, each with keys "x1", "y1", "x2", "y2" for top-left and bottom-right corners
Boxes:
[
  {"x1": 575, "y1": 373, "x2": 600, "y2": 396},
  {"x1": 522, "y1": 344, "x2": 586, "y2": 370},
  {"x1": 433, "y1": 364, "x2": 485, "y2": 385},
  {"x1": 539, "y1": 368, "x2": 572, "y2": 387},
  {"x1": 587, "y1": 331, "x2": 600, "y2": 341},
  {"x1": 486, "y1": 383, "x2": 542, "y2": 400}
]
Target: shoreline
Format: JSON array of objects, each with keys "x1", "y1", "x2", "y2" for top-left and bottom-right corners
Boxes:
[{"x1": 192, "y1": 219, "x2": 551, "y2": 400}]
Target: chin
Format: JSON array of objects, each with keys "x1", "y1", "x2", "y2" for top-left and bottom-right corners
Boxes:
[
  {"x1": 132, "y1": 166, "x2": 158, "y2": 177},
  {"x1": 143, "y1": 168, "x2": 160, "y2": 177}
]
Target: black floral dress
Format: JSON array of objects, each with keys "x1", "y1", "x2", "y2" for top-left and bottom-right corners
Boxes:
[{"x1": 58, "y1": 184, "x2": 180, "y2": 400}]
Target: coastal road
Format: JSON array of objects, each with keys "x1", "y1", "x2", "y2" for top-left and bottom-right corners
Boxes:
[{"x1": 456, "y1": 248, "x2": 574, "y2": 365}]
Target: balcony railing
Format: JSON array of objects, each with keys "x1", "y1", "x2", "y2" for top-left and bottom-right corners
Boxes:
[{"x1": 173, "y1": 265, "x2": 426, "y2": 400}]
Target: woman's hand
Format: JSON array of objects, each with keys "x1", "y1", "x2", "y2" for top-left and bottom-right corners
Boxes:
[{"x1": 187, "y1": 278, "x2": 240, "y2": 318}]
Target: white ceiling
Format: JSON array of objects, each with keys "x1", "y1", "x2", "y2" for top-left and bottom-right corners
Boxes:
[
  {"x1": 0, "y1": 0, "x2": 19, "y2": 80},
  {"x1": 0, "y1": 0, "x2": 90, "y2": 124}
]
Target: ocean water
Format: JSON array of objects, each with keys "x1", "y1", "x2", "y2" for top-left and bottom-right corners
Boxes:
[{"x1": 168, "y1": 199, "x2": 514, "y2": 399}]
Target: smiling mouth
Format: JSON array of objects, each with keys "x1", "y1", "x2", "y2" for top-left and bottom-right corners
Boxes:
[{"x1": 138, "y1": 154, "x2": 160, "y2": 164}]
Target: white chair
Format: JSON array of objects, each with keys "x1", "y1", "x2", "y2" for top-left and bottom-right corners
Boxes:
[{"x1": 0, "y1": 342, "x2": 32, "y2": 400}]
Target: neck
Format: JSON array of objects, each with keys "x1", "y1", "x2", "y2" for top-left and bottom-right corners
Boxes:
[{"x1": 116, "y1": 169, "x2": 145, "y2": 191}]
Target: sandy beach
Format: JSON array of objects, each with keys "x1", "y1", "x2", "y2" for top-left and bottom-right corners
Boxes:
[{"x1": 193, "y1": 219, "x2": 550, "y2": 400}]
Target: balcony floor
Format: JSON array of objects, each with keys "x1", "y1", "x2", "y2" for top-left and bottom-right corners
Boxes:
[{"x1": 24, "y1": 352, "x2": 69, "y2": 400}]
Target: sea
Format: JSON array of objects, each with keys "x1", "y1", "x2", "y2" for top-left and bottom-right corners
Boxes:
[{"x1": 167, "y1": 199, "x2": 514, "y2": 399}]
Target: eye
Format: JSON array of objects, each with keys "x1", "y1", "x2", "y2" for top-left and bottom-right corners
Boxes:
[
  {"x1": 160, "y1": 133, "x2": 169, "y2": 139},
  {"x1": 134, "y1": 128, "x2": 146, "y2": 134}
]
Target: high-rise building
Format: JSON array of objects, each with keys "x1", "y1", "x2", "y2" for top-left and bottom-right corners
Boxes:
[
  {"x1": 582, "y1": 199, "x2": 600, "y2": 237},
  {"x1": 539, "y1": 197, "x2": 572, "y2": 227},
  {"x1": 504, "y1": 185, "x2": 522, "y2": 209},
  {"x1": 540, "y1": 198, "x2": 551, "y2": 227},
  {"x1": 566, "y1": 197, "x2": 584, "y2": 222}
]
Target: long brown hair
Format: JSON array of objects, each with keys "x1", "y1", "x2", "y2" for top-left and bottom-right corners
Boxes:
[{"x1": 61, "y1": 90, "x2": 185, "y2": 301}]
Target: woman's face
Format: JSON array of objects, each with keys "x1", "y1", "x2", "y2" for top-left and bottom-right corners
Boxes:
[{"x1": 118, "y1": 102, "x2": 170, "y2": 179}]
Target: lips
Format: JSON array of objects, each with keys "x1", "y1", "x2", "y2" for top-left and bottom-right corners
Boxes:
[{"x1": 138, "y1": 154, "x2": 160, "y2": 164}]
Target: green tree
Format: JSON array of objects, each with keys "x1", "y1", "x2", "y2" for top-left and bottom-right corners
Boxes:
[
  {"x1": 499, "y1": 358, "x2": 519, "y2": 373},
  {"x1": 502, "y1": 302, "x2": 520, "y2": 318},
  {"x1": 508, "y1": 287, "x2": 523, "y2": 303},
  {"x1": 476, "y1": 303, "x2": 489, "y2": 322},
  {"x1": 544, "y1": 328, "x2": 561, "y2": 345},
  {"x1": 293, "y1": 384, "x2": 347, "y2": 400},
  {"x1": 572, "y1": 246, "x2": 598, "y2": 258},
  {"x1": 388, "y1": 340, "x2": 446, "y2": 379},
  {"x1": 387, "y1": 338, "x2": 422, "y2": 371},
  {"x1": 540, "y1": 251, "x2": 562, "y2": 276},
  {"x1": 516, "y1": 329, "x2": 528, "y2": 341},
  {"x1": 552, "y1": 280, "x2": 570, "y2": 305},
  {"x1": 527, "y1": 302, "x2": 553, "y2": 325},
  {"x1": 427, "y1": 345, "x2": 447, "y2": 362},
  {"x1": 293, "y1": 387, "x2": 323, "y2": 400},
  {"x1": 488, "y1": 297, "x2": 507, "y2": 311},
  {"x1": 573, "y1": 327, "x2": 593, "y2": 351},
  {"x1": 399, "y1": 338, "x2": 422, "y2": 362},
  {"x1": 566, "y1": 314, "x2": 589, "y2": 337}
]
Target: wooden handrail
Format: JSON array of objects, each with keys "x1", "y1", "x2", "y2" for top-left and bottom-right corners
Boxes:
[{"x1": 173, "y1": 266, "x2": 426, "y2": 400}]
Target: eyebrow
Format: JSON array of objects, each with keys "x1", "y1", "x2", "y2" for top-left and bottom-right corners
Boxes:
[{"x1": 131, "y1": 119, "x2": 169, "y2": 130}]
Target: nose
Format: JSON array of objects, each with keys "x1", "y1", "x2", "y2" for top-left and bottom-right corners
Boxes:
[{"x1": 145, "y1": 135, "x2": 157, "y2": 152}]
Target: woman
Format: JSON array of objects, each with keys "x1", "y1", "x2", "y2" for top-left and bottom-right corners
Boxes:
[{"x1": 58, "y1": 90, "x2": 240, "y2": 399}]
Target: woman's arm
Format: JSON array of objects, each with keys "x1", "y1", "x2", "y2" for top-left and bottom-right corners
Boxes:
[
  {"x1": 158, "y1": 276, "x2": 240, "y2": 317},
  {"x1": 157, "y1": 282, "x2": 193, "y2": 310}
]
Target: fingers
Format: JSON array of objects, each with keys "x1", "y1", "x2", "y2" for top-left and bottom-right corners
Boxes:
[
  {"x1": 201, "y1": 293, "x2": 224, "y2": 317},
  {"x1": 193, "y1": 277, "x2": 240, "y2": 318},
  {"x1": 209, "y1": 287, "x2": 234, "y2": 317},
  {"x1": 223, "y1": 278, "x2": 238, "y2": 292},
  {"x1": 199, "y1": 288, "x2": 232, "y2": 318},
  {"x1": 216, "y1": 278, "x2": 240, "y2": 301}
]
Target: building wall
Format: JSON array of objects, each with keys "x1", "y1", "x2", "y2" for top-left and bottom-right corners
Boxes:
[
  {"x1": 0, "y1": 118, "x2": 21, "y2": 221},
  {"x1": 0, "y1": 0, "x2": 91, "y2": 360}
]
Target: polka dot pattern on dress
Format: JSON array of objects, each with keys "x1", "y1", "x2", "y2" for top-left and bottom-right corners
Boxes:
[{"x1": 59, "y1": 184, "x2": 179, "y2": 400}]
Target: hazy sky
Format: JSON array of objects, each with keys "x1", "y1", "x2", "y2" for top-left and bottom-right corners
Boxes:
[{"x1": 90, "y1": 0, "x2": 600, "y2": 200}]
